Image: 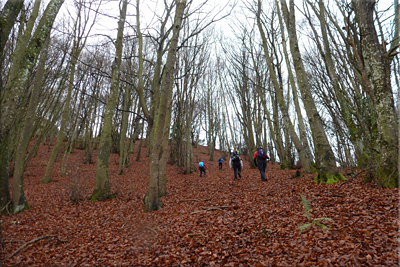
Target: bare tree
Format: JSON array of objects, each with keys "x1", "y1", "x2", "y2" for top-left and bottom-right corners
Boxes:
[
  {"x1": 90, "y1": 0, "x2": 128, "y2": 201},
  {"x1": 279, "y1": 0, "x2": 343, "y2": 183},
  {"x1": 142, "y1": 0, "x2": 187, "y2": 211},
  {"x1": 0, "y1": 0, "x2": 65, "y2": 213}
]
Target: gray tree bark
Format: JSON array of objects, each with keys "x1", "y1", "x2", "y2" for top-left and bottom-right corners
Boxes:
[
  {"x1": 144, "y1": 0, "x2": 187, "y2": 212},
  {"x1": 352, "y1": 0, "x2": 399, "y2": 187},
  {"x1": 91, "y1": 0, "x2": 128, "y2": 200},
  {"x1": 0, "y1": 0, "x2": 65, "y2": 212},
  {"x1": 280, "y1": 0, "x2": 342, "y2": 183}
]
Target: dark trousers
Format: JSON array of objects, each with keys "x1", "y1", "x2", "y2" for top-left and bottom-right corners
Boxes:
[
  {"x1": 219, "y1": 162, "x2": 222, "y2": 169},
  {"x1": 257, "y1": 160, "x2": 267, "y2": 181},
  {"x1": 200, "y1": 167, "x2": 206, "y2": 177},
  {"x1": 233, "y1": 162, "x2": 241, "y2": 180}
]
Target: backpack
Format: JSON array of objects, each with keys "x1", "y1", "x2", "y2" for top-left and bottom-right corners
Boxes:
[
  {"x1": 231, "y1": 153, "x2": 240, "y2": 163},
  {"x1": 199, "y1": 161, "x2": 204, "y2": 168},
  {"x1": 257, "y1": 148, "x2": 267, "y2": 160}
]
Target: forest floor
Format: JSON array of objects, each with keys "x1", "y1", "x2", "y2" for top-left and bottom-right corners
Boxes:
[{"x1": 1, "y1": 139, "x2": 399, "y2": 267}]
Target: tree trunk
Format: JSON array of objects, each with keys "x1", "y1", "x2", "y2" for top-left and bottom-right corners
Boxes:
[
  {"x1": 41, "y1": 46, "x2": 79, "y2": 183},
  {"x1": 352, "y1": 0, "x2": 399, "y2": 187},
  {"x1": 0, "y1": 0, "x2": 24, "y2": 92},
  {"x1": 0, "y1": 0, "x2": 65, "y2": 211},
  {"x1": 11, "y1": 37, "x2": 50, "y2": 213},
  {"x1": 144, "y1": 0, "x2": 187, "y2": 212},
  {"x1": 0, "y1": 136, "x2": 10, "y2": 214},
  {"x1": 119, "y1": 83, "x2": 131, "y2": 175},
  {"x1": 91, "y1": 0, "x2": 128, "y2": 200},
  {"x1": 280, "y1": 0, "x2": 342, "y2": 183}
]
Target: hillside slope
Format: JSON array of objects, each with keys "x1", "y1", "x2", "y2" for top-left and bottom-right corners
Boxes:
[{"x1": 1, "y1": 140, "x2": 399, "y2": 266}]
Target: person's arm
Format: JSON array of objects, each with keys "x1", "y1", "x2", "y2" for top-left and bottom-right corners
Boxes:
[{"x1": 229, "y1": 158, "x2": 232, "y2": 168}]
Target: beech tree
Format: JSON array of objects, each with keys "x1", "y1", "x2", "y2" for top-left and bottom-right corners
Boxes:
[
  {"x1": 256, "y1": 0, "x2": 313, "y2": 172},
  {"x1": 42, "y1": 0, "x2": 100, "y2": 184},
  {"x1": 0, "y1": 0, "x2": 65, "y2": 213},
  {"x1": 91, "y1": 0, "x2": 128, "y2": 201},
  {"x1": 142, "y1": 0, "x2": 187, "y2": 212},
  {"x1": 279, "y1": 0, "x2": 344, "y2": 183},
  {"x1": 350, "y1": 0, "x2": 398, "y2": 187}
]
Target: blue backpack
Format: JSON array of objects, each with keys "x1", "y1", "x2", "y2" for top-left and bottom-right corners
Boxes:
[
  {"x1": 199, "y1": 161, "x2": 204, "y2": 168},
  {"x1": 257, "y1": 148, "x2": 267, "y2": 160}
]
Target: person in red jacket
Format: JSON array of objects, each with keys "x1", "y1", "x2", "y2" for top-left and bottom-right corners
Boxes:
[
  {"x1": 198, "y1": 160, "x2": 208, "y2": 177},
  {"x1": 254, "y1": 147, "x2": 269, "y2": 181}
]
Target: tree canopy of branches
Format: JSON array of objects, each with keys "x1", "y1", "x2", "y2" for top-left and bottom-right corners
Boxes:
[{"x1": 0, "y1": 0, "x2": 398, "y2": 215}]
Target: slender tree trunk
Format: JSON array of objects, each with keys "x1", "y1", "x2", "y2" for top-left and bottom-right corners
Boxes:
[
  {"x1": 119, "y1": 84, "x2": 131, "y2": 174},
  {"x1": 144, "y1": 0, "x2": 187, "y2": 212},
  {"x1": 276, "y1": 0, "x2": 314, "y2": 163},
  {"x1": 280, "y1": 0, "x2": 342, "y2": 182},
  {"x1": 0, "y1": 136, "x2": 10, "y2": 214},
  {"x1": 0, "y1": 0, "x2": 65, "y2": 210},
  {"x1": 91, "y1": 0, "x2": 128, "y2": 200},
  {"x1": 41, "y1": 46, "x2": 79, "y2": 183},
  {"x1": 12, "y1": 37, "x2": 50, "y2": 213},
  {"x1": 0, "y1": 0, "x2": 24, "y2": 92},
  {"x1": 256, "y1": 1, "x2": 311, "y2": 172}
]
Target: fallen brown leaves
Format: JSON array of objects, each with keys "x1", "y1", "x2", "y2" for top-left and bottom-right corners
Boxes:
[{"x1": 1, "y1": 140, "x2": 399, "y2": 266}]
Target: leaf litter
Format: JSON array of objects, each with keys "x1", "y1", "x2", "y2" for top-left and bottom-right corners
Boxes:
[{"x1": 1, "y1": 140, "x2": 399, "y2": 266}]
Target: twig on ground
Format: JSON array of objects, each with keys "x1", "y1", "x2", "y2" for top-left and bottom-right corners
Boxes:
[
  {"x1": 145, "y1": 227, "x2": 160, "y2": 234},
  {"x1": 4, "y1": 235, "x2": 58, "y2": 260},
  {"x1": 191, "y1": 205, "x2": 234, "y2": 214},
  {"x1": 0, "y1": 201, "x2": 11, "y2": 214},
  {"x1": 187, "y1": 233, "x2": 208, "y2": 238},
  {"x1": 178, "y1": 198, "x2": 212, "y2": 203}
]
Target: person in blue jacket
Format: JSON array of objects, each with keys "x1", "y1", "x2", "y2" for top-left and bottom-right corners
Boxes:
[
  {"x1": 217, "y1": 157, "x2": 224, "y2": 170},
  {"x1": 198, "y1": 160, "x2": 208, "y2": 177}
]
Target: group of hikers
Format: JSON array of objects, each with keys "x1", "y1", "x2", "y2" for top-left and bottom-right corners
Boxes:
[{"x1": 198, "y1": 147, "x2": 270, "y2": 181}]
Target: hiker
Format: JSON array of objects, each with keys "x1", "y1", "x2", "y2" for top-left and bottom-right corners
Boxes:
[
  {"x1": 198, "y1": 160, "x2": 208, "y2": 177},
  {"x1": 217, "y1": 157, "x2": 224, "y2": 170},
  {"x1": 229, "y1": 151, "x2": 243, "y2": 180},
  {"x1": 254, "y1": 147, "x2": 269, "y2": 181}
]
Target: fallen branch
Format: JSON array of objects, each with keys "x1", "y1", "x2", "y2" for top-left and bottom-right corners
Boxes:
[
  {"x1": 4, "y1": 235, "x2": 57, "y2": 260},
  {"x1": 178, "y1": 198, "x2": 212, "y2": 203},
  {"x1": 145, "y1": 227, "x2": 160, "y2": 234},
  {"x1": 191, "y1": 205, "x2": 234, "y2": 214},
  {"x1": 0, "y1": 201, "x2": 11, "y2": 214},
  {"x1": 187, "y1": 233, "x2": 208, "y2": 238}
]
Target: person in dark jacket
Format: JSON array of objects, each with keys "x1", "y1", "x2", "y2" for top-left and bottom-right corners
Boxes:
[
  {"x1": 229, "y1": 151, "x2": 243, "y2": 180},
  {"x1": 254, "y1": 147, "x2": 269, "y2": 181}
]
